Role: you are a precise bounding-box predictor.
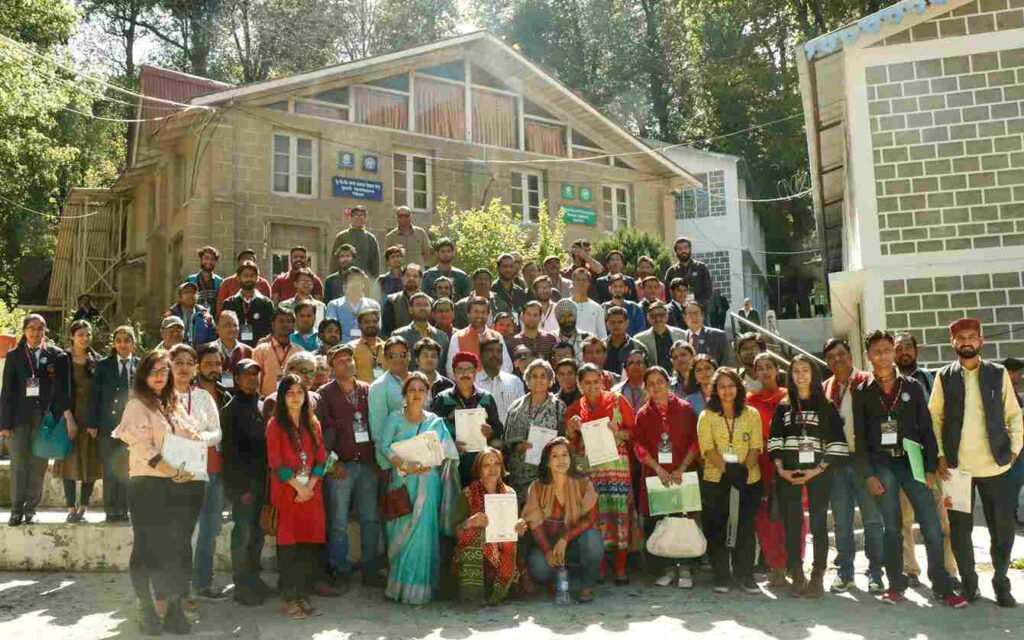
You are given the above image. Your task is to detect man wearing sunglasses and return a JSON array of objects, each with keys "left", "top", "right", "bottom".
[{"left": 383, "top": 206, "right": 434, "bottom": 270}]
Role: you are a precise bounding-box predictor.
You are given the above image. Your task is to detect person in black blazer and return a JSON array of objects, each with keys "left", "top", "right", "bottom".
[
  {"left": 0, "top": 314, "right": 64, "bottom": 525},
  {"left": 88, "top": 325, "right": 139, "bottom": 522},
  {"left": 221, "top": 261, "right": 275, "bottom": 347},
  {"left": 680, "top": 300, "right": 732, "bottom": 366}
]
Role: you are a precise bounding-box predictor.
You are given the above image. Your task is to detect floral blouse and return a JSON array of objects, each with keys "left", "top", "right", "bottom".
[{"left": 503, "top": 393, "right": 566, "bottom": 498}]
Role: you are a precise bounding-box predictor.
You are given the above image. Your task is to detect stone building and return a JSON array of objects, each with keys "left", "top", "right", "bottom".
[
  {"left": 799, "top": 0, "right": 1024, "bottom": 366},
  {"left": 49, "top": 32, "right": 698, "bottom": 328}
]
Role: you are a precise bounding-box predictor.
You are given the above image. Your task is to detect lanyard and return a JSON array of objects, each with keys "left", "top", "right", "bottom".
[
  {"left": 625, "top": 384, "right": 643, "bottom": 409},
  {"left": 794, "top": 398, "right": 810, "bottom": 438},
  {"left": 273, "top": 340, "right": 290, "bottom": 370},
  {"left": 878, "top": 376, "right": 903, "bottom": 416},
  {"left": 24, "top": 344, "right": 38, "bottom": 377},
  {"left": 241, "top": 297, "right": 252, "bottom": 319},
  {"left": 456, "top": 391, "right": 478, "bottom": 410},
  {"left": 829, "top": 378, "right": 849, "bottom": 409},
  {"left": 723, "top": 414, "right": 736, "bottom": 449},
  {"left": 184, "top": 388, "right": 194, "bottom": 416}
]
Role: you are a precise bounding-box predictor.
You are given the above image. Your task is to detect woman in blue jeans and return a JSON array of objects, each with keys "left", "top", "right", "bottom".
[{"left": 522, "top": 437, "right": 603, "bottom": 603}]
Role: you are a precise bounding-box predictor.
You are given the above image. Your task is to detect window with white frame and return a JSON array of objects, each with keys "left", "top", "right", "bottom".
[
  {"left": 272, "top": 133, "right": 317, "bottom": 197},
  {"left": 393, "top": 153, "right": 431, "bottom": 212},
  {"left": 511, "top": 170, "right": 544, "bottom": 223},
  {"left": 603, "top": 185, "right": 632, "bottom": 229}
]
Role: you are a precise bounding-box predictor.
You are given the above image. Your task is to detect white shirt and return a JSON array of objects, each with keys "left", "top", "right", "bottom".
[
  {"left": 446, "top": 331, "right": 514, "bottom": 376},
  {"left": 538, "top": 301, "right": 560, "bottom": 335},
  {"left": 474, "top": 370, "right": 525, "bottom": 423},
  {"left": 573, "top": 298, "right": 607, "bottom": 339},
  {"left": 177, "top": 387, "right": 222, "bottom": 449},
  {"left": 280, "top": 296, "right": 326, "bottom": 327},
  {"left": 117, "top": 357, "right": 134, "bottom": 379}
]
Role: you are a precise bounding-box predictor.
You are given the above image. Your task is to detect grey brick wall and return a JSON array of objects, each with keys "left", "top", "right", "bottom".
[
  {"left": 884, "top": 270, "right": 1024, "bottom": 367},
  {"left": 695, "top": 250, "right": 732, "bottom": 301},
  {"left": 872, "top": 0, "right": 1024, "bottom": 46},
  {"left": 867, "top": 47, "right": 1024, "bottom": 255},
  {"left": 678, "top": 169, "right": 726, "bottom": 219}
]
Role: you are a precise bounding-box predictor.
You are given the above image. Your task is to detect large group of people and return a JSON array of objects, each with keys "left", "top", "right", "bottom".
[{"left": 1, "top": 205, "right": 1021, "bottom": 636}]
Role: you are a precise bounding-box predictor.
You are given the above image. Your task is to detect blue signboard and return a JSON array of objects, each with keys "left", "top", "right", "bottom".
[{"left": 332, "top": 177, "right": 383, "bottom": 201}]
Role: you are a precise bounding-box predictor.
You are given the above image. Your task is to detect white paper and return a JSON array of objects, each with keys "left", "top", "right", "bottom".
[
  {"left": 525, "top": 426, "right": 558, "bottom": 466},
  {"left": 484, "top": 493, "right": 519, "bottom": 543},
  {"left": 391, "top": 430, "right": 444, "bottom": 468},
  {"left": 455, "top": 408, "right": 488, "bottom": 453},
  {"left": 942, "top": 468, "right": 972, "bottom": 513},
  {"left": 161, "top": 433, "right": 208, "bottom": 481},
  {"left": 580, "top": 417, "right": 619, "bottom": 467}
]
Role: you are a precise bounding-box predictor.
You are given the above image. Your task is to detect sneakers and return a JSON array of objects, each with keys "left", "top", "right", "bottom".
[
  {"left": 879, "top": 589, "right": 904, "bottom": 605},
  {"left": 904, "top": 574, "right": 921, "bottom": 588},
  {"left": 995, "top": 588, "right": 1017, "bottom": 608},
  {"left": 830, "top": 575, "right": 853, "bottom": 593},
  {"left": 867, "top": 576, "right": 886, "bottom": 594},
  {"left": 740, "top": 577, "right": 760, "bottom": 594},
  {"left": 195, "top": 586, "right": 229, "bottom": 601},
  {"left": 943, "top": 593, "right": 968, "bottom": 609},
  {"left": 655, "top": 568, "right": 676, "bottom": 587},
  {"left": 677, "top": 568, "right": 694, "bottom": 590},
  {"left": 712, "top": 579, "right": 731, "bottom": 594}
]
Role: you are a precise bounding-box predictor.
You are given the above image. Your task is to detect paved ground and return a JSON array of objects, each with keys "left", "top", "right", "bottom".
[{"left": 0, "top": 526, "right": 1021, "bottom": 640}]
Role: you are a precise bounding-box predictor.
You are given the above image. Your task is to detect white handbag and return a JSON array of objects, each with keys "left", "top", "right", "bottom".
[{"left": 646, "top": 516, "right": 707, "bottom": 559}]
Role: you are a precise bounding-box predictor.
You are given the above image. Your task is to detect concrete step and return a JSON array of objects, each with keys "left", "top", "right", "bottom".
[
  {"left": 0, "top": 509, "right": 365, "bottom": 572},
  {"left": 0, "top": 461, "right": 103, "bottom": 509}
]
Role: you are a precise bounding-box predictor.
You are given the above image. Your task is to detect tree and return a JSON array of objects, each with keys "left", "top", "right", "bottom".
[{"left": 592, "top": 227, "right": 672, "bottom": 277}]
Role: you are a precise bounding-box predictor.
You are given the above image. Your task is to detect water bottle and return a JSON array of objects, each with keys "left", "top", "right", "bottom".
[{"left": 554, "top": 567, "right": 571, "bottom": 605}]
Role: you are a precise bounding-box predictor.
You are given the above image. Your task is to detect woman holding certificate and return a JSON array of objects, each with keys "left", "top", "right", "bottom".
[
  {"left": 565, "top": 363, "right": 637, "bottom": 585},
  {"left": 504, "top": 359, "right": 566, "bottom": 501},
  {"left": 452, "top": 447, "right": 528, "bottom": 604},
  {"left": 696, "top": 367, "right": 763, "bottom": 595},
  {"left": 768, "top": 355, "right": 848, "bottom": 598},
  {"left": 378, "top": 372, "right": 460, "bottom": 605},
  {"left": 112, "top": 350, "right": 205, "bottom": 636},
  {"left": 633, "top": 366, "right": 699, "bottom": 588}
]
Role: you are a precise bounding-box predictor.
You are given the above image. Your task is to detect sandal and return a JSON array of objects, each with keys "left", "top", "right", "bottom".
[
  {"left": 297, "top": 598, "right": 322, "bottom": 617},
  {"left": 282, "top": 600, "right": 306, "bottom": 620}
]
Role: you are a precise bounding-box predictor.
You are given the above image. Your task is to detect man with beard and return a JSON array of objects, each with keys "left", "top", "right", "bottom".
[
  {"left": 374, "top": 245, "right": 405, "bottom": 302},
  {"left": 454, "top": 269, "right": 495, "bottom": 329},
  {"left": 324, "top": 243, "right": 357, "bottom": 304},
  {"left": 603, "top": 307, "right": 647, "bottom": 377},
  {"left": 347, "top": 308, "right": 386, "bottom": 384},
  {"left": 894, "top": 333, "right": 934, "bottom": 394},
  {"left": 431, "top": 351, "right": 503, "bottom": 486},
  {"left": 422, "top": 238, "right": 470, "bottom": 301},
  {"left": 252, "top": 308, "right": 303, "bottom": 396},
  {"left": 474, "top": 337, "right": 525, "bottom": 423},
  {"left": 507, "top": 301, "right": 557, "bottom": 363},
  {"left": 212, "top": 311, "right": 253, "bottom": 386},
  {"left": 394, "top": 292, "right": 449, "bottom": 374},
  {"left": 216, "top": 249, "right": 273, "bottom": 312},
  {"left": 734, "top": 332, "right": 767, "bottom": 393},
  {"left": 856, "top": 330, "right": 966, "bottom": 609},
  {"left": 541, "top": 255, "right": 572, "bottom": 299},
  {"left": 368, "top": 337, "right": 410, "bottom": 466},
  {"left": 663, "top": 236, "right": 712, "bottom": 310},
  {"left": 158, "top": 316, "right": 185, "bottom": 350},
  {"left": 491, "top": 253, "right": 527, "bottom": 321},
  {"left": 317, "top": 319, "right": 342, "bottom": 356},
  {"left": 594, "top": 250, "right": 637, "bottom": 303},
  {"left": 432, "top": 276, "right": 455, "bottom": 305},
  {"left": 326, "top": 267, "right": 380, "bottom": 344},
  {"left": 384, "top": 206, "right": 433, "bottom": 268},
  {"left": 601, "top": 273, "right": 645, "bottom": 336},
  {"left": 413, "top": 338, "right": 454, "bottom": 402},
  {"left": 330, "top": 205, "right": 380, "bottom": 277},
  {"left": 553, "top": 298, "right": 591, "bottom": 363},
  {"left": 431, "top": 297, "right": 455, "bottom": 338},
  {"left": 271, "top": 245, "right": 323, "bottom": 303},
  {"left": 222, "top": 260, "right": 275, "bottom": 346},
  {"left": 447, "top": 296, "right": 511, "bottom": 374},
  {"left": 930, "top": 318, "right": 1022, "bottom": 608},
  {"left": 381, "top": 264, "right": 429, "bottom": 338},
  {"left": 185, "top": 246, "right": 223, "bottom": 312},
  {"left": 530, "top": 276, "right": 560, "bottom": 334},
  {"left": 636, "top": 301, "right": 687, "bottom": 371}
]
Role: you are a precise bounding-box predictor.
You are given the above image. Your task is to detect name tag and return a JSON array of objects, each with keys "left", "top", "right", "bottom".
[
  {"left": 798, "top": 439, "right": 815, "bottom": 464},
  {"left": 220, "top": 373, "right": 234, "bottom": 389},
  {"left": 25, "top": 377, "right": 40, "bottom": 398},
  {"left": 240, "top": 324, "right": 254, "bottom": 342},
  {"left": 372, "top": 366, "right": 385, "bottom": 380},
  {"left": 658, "top": 450, "right": 673, "bottom": 465},
  {"left": 350, "top": 328, "right": 362, "bottom": 338},
  {"left": 881, "top": 420, "right": 898, "bottom": 446},
  {"left": 296, "top": 473, "right": 310, "bottom": 486},
  {"left": 355, "top": 431, "right": 370, "bottom": 443},
  {"left": 723, "top": 451, "right": 739, "bottom": 464},
  {"left": 353, "top": 411, "right": 370, "bottom": 443}
]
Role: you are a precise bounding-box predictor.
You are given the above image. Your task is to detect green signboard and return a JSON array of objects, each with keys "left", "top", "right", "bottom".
[
  {"left": 561, "top": 184, "right": 576, "bottom": 199},
  {"left": 579, "top": 186, "right": 594, "bottom": 202},
  {"left": 561, "top": 205, "right": 597, "bottom": 226}
]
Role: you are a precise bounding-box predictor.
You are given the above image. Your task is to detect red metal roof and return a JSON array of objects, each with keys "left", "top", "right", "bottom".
[{"left": 138, "top": 65, "right": 233, "bottom": 135}]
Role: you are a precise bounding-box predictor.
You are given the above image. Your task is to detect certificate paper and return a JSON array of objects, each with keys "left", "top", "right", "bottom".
[
  {"left": 525, "top": 426, "right": 558, "bottom": 466},
  {"left": 903, "top": 438, "right": 926, "bottom": 483},
  {"left": 941, "top": 468, "right": 972, "bottom": 513},
  {"left": 484, "top": 493, "right": 519, "bottom": 543},
  {"left": 645, "top": 472, "right": 701, "bottom": 516},
  {"left": 580, "top": 418, "right": 619, "bottom": 467},
  {"left": 455, "top": 408, "right": 488, "bottom": 452},
  {"left": 161, "top": 433, "right": 208, "bottom": 481},
  {"left": 391, "top": 430, "right": 444, "bottom": 467}
]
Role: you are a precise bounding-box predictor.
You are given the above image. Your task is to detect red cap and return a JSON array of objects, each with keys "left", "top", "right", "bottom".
[
  {"left": 451, "top": 351, "right": 480, "bottom": 370},
  {"left": 949, "top": 317, "right": 981, "bottom": 336}
]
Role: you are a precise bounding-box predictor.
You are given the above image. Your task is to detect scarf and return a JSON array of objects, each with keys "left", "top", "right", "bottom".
[
  {"left": 454, "top": 480, "right": 518, "bottom": 603},
  {"left": 522, "top": 476, "right": 598, "bottom": 530}
]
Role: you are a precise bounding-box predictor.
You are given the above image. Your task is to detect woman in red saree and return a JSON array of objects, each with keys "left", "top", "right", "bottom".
[
  {"left": 566, "top": 363, "right": 637, "bottom": 584},
  {"left": 745, "top": 353, "right": 804, "bottom": 587},
  {"left": 452, "top": 447, "right": 528, "bottom": 604}
]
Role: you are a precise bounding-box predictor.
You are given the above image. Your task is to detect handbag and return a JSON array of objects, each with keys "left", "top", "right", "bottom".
[
  {"left": 259, "top": 473, "right": 277, "bottom": 536},
  {"left": 32, "top": 353, "right": 72, "bottom": 460},
  {"left": 379, "top": 468, "right": 413, "bottom": 522},
  {"left": 646, "top": 516, "right": 707, "bottom": 559}
]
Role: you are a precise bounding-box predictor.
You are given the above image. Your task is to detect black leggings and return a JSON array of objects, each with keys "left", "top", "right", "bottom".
[
  {"left": 777, "top": 469, "right": 832, "bottom": 572},
  {"left": 63, "top": 479, "right": 95, "bottom": 509},
  {"left": 277, "top": 543, "right": 327, "bottom": 601},
  {"left": 128, "top": 477, "right": 204, "bottom": 602}
]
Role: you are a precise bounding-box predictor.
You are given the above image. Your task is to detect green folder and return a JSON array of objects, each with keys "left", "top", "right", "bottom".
[
  {"left": 903, "top": 438, "right": 926, "bottom": 483},
  {"left": 647, "top": 474, "right": 702, "bottom": 516}
]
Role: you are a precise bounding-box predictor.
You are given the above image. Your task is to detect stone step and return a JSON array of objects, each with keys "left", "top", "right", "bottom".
[
  {"left": 0, "top": 509, "right": 365, "bottom": 572},
  {"left": 0, "top": 461, "right": 103, "bottom": 509}
]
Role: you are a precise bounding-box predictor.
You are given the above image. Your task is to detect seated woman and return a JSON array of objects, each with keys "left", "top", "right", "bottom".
[
  {"left": 523, "top": 437, "right": 603, "bottom": 603},
  {"left": 377, "top": 372, "right": 460, "bottom": 605},
  {"left": 452, "top": 447, "right": 528, "bottom": 604}
]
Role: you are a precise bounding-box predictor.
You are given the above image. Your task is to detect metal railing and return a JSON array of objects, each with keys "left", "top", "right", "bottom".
[{"left": 729, "top": 312, "right": 828, "bottom": 371}]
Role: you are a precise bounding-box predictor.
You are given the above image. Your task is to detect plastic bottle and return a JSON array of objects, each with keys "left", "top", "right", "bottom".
[{"left": 554, "top": 567, "right": 571, "bottom": 605}]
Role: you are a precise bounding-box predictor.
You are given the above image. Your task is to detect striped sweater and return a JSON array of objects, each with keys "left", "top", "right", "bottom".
[{"left": 768, "top": 399, "right": 849, "bottom": 470}]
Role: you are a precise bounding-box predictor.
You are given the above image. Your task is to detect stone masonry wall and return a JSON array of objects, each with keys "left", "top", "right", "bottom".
[
  {"left": 867, "top": 47, "right": 1024, "bottom": 256},
  {"left": 884, "top": 269, "right": 1024, "bottom": 367}
]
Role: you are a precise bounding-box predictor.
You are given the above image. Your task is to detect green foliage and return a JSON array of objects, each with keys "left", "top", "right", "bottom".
[
  {"left": 430, "top": 197, "right": 567, "bottom": 276},
  {"left": 0, "top": 300, "right": 28, "bottom": 337},
  {"left": 592, "top": 227, "right": 672, "bottom": 277}
]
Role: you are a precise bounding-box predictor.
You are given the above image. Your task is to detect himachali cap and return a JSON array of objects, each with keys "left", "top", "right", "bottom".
[
  {"left": 451, "top": 351, "right": 480, "bottom": 370},
  {"left": 232, "top": 358, "right": 262, "bottom": 375},
  {"left": 948, "top": 317, "right": 981, "bottom": 337},
  {"left": 161, "top": 316, "right": 185, "bottom": 330}
]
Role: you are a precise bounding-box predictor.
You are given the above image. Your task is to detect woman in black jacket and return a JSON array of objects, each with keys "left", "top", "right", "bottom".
[{"left": 768, "top": 355, "right": 848, "bottom": 598}]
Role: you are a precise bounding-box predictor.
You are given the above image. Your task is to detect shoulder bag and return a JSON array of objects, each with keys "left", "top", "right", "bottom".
[
  {"left": 32, "top": 352, "right": 72, "bottom": 460},
  {"left": 379, "top": 418, "right": 427, "bottom": 522},
  {"left": 259, "top": 472, "right": 278, "bottom": 536}
]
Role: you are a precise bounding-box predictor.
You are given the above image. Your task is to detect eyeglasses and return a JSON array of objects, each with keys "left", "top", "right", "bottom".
[
  {"left": 293, "top": 367, "right": 316, "bottom": 375},
  {"left": 453, "top": 365, "right": 476, "bottom": 374},
  {"left": 387, "top": 352, "right": 408, "bottom": 360},
  {"left": 150, "top": 367, "right": 171, "bottom": 375}
]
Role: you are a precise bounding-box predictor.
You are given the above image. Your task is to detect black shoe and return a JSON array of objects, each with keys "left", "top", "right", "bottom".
[
  {"left": 996, "top": 588, "right": 1017, "bottom": 608},
  {"left": 254, "top": 577, "right": 275, "bottom": 597},
  {"left": 8, "top": 514, "right": 22, "bottom": 527},
  {"left": 905, "top": 574, "right": 921, "bottom": 588},
  {"left": 361, "top": 573, "right": 386, "bottom": 589},
  {"left": 195, "top": 586, "right": 229, "bottom": 601},
  {"left": 233, "top": 589, "right": 264, "bottom": 607},
  {"left": 961, "top": 587, "right": 981, "bottom": 603},
  {"left": 22, "top": 513, "right": 34, "bottom": 525},
  {"left": 162, "top": 601, "right": 190, "bottom": 635},
  {"left": 949, "top": 577, "right": 962, "bottom": 592},
  {"left": 137, "top": 602, "right": 163, "bottom": 636}
]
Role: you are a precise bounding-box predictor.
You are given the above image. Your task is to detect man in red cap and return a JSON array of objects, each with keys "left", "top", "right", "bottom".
[{"left": 929, "top": 317, "right": 1023, "bottom": 607}]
